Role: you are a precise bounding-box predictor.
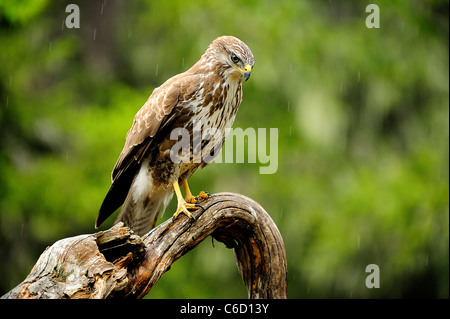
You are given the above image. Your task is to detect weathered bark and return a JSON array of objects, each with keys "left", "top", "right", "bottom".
[{"left": 2, "top": 192, "right": 287, "bottom": 299}]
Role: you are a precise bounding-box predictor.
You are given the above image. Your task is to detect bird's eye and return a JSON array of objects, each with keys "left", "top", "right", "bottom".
[{"left": 231, "top": 54, "right": 240, "bottom": 64}]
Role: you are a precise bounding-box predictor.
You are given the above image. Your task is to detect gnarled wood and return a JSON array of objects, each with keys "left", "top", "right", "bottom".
[{"left": 2, "top": 192, "right": 287, "bottom": 299}]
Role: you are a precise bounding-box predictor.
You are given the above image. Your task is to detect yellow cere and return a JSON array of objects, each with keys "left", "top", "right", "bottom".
[{"left": 233, "top": 64, "right": 252, "bottom": 73}]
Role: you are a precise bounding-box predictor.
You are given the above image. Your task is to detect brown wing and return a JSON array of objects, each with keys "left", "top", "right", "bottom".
[{"left": 96, "top": 73, "right": 203, "bottom": 228}]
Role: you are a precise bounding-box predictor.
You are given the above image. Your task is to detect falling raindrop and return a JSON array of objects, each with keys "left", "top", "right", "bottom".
[
  {"left": 5, "top": 96, "right": 9, "bottom": 108},
  {"left": 287, "top": 101, "right": 291, "bottom": 112},
  {"left": 93, "top": 28, "right": 97, "bottom": 41},
  {"left": 155, "top": 64, "right": 159, "bottom": 76},
  {"left": 101, "top": 3, "right": 104, "bottom": 14},
  {"left": 357, "top": 235, "right": 360, "bottom": 249},
  {"left": 358, "top": 71, "right": 361, "bottom": 83},
  {"left": 49, "top": 41, "right": 53, "bottom": 51}
]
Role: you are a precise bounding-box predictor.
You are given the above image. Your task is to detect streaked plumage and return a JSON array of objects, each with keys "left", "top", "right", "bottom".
[{"left": 96, "top": 36, "right": 255, "bottom": 236}]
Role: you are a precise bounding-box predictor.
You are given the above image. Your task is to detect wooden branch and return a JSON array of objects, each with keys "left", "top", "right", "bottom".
[{"left": 2, "top": 192, "right": 287, "bottom": 299}]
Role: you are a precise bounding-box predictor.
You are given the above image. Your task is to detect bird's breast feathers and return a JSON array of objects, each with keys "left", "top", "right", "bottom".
[{"left": 186, "top": 74, "right": 242, "bottom": 133}]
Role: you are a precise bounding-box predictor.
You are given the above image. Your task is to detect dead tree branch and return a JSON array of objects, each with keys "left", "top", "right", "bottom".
[{"left": 2, "top": 192, "right": 288, "bottom": 299}]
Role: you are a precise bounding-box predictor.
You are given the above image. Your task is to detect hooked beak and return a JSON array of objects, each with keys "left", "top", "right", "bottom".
[
  {"left": 233, "top": 64, "right": 252, "bottom": 82},
  {"left": 243, "top": 64, "right": 252, "bottom": 82}
]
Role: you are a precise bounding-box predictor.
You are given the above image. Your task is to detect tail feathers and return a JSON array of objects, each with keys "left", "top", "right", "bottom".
[
  {"left": 114, "top": 190, "right": 173, "bottom": 236},
  {"left": 96, "top": 162, "right": 139, "bottom": 229},
  {"left": 96, "top": 181, "right": 128, "bottom": 229}
]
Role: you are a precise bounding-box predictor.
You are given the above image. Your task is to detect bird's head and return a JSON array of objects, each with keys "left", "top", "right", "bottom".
[{"left": 202, "top": 36, "right": 255, "bottom": 82}]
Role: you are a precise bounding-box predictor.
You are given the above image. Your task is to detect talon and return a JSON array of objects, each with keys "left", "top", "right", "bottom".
[
  {"left": 173, "top": 180, "right": 200, "bottom": 221},
  {"left": 173, "top": 201, "right": 198, "bottom": 220},
  {"left": 185, "top": 194, "right": 198, "bottom": 204},
  {"left": 197, "top": 191, "right": 212, "bottom": 201}
]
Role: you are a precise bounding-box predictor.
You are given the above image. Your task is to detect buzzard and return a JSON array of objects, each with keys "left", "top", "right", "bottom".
[{"left": 96, "top": 36, "right": 255, "bottom": 236}]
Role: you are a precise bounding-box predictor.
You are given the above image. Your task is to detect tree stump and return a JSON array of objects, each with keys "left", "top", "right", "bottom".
[{"left": 2, "top": 192, "right": 288, "bottom": 299}]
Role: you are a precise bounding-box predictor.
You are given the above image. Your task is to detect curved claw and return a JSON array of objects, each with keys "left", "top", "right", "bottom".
[{"left": 172, "top": 201, "right": 200, "bottom": 221}]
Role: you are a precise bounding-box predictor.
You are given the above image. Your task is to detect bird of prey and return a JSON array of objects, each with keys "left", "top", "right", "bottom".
[{"left": 95, "top": 36, "right": 255, "bottom": 236}]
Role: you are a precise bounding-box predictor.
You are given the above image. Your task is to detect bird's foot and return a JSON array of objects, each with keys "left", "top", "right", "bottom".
[
  {"left": 185, "top": 194, "right": 198, "bottom": 204},
  {"left": 185, "top": 191, "right": 211, "bottom": 204},
  {"left": 172, "top": 200, "right": 200, "bottom": 221},
  {"left": 196, "top": 191, "right": 212, "bottom": 201}
]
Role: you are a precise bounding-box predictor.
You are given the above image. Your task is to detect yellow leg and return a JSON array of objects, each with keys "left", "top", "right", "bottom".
[
  {"left": 182, "top": 178, "right": 197, "bottom": 204},
  {"left": 173, "top": 180, "right": 198, "bottom": 220}
]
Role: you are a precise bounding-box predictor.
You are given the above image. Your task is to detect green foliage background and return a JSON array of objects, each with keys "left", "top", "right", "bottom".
[{"left": 0, "top": 0, "right": 448, "bottom": 298}]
